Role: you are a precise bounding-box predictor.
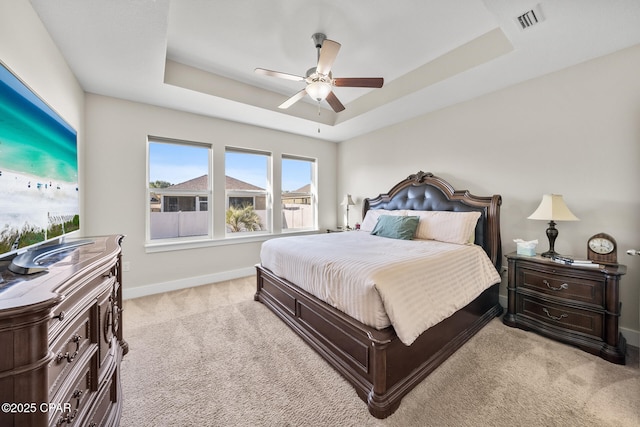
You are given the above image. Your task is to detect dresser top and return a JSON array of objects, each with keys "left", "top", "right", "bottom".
[{"left": 0, "top": 235, "right": 123, "bottom": 312}]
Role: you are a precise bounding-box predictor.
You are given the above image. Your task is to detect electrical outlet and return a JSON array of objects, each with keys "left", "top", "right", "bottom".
[{"left": 122, "top": 261, "right": 130, "bottom": 272}]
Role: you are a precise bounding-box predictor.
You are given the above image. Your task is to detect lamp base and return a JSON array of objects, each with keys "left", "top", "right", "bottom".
[{"left": 542, "top": 220, "right": 559, "bottom": 258}]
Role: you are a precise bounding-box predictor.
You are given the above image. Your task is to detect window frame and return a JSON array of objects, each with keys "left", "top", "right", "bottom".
[
  {"left": 224, "top": 147, "right": 272, "bottom": 237},
  {"left": 145, "top": 138, "right": 318, "bottom": 253},
  {"left": 146, "top": 137, "right": 213, "bottom": 243},
  {"left": 281, "top": 154, "right": 317, "bottom": 232}
]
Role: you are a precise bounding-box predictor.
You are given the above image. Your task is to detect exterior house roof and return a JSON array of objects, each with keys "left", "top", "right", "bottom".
[
  {"left": 293, "top": 184, "right": 310, "bottom": 193},
  {"left": 165, "top": 175, "right": 264, "bottom": 191},
  {"left": 224, "top": 175, "right": 264, "bottom": 191},
  {"left": 167, "top": 175, "right": 208, "bottom": 191},
  {"left": 282, "top": 183, "right": 311, "bottom": 199}
]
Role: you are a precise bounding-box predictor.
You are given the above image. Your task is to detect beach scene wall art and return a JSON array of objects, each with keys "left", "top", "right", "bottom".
[{"left": 0, "top": 62, "right": 79, "bottom": 257}]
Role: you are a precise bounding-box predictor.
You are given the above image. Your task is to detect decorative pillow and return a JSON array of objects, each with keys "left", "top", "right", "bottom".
[
  {"left": 370, "top": 215, "right": 420, "bottom": 240},
  {"left": 406, "top": 210, "right": 481, "bottom": 244},
  {"left": 360, "top": 209, "right": 406, "bottom": 232}
]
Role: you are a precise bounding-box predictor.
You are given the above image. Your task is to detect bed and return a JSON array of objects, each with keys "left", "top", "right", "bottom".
[{"left": 255, "top": 171, "right": 503, "bottom": 418}]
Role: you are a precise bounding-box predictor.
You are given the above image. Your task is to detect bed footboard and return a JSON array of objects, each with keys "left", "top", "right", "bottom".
[{"left": 255, "top": 264, "right": 502, "bottom": 419}]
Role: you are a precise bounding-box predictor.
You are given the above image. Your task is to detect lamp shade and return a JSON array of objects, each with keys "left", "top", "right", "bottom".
[
  {"left": 306, "top": 81, "right": 332, "bottom": 101},
  {"left": 341, "top": 194, "right": 355, "bottom": 206},
  {"left": 528, "top": 194, "right": 579, "bottom": 221}
]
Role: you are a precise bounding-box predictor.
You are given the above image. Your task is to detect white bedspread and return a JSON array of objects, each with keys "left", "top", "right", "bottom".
[{"left": 260, "top": 232, "right": 501, "bottom": 346}]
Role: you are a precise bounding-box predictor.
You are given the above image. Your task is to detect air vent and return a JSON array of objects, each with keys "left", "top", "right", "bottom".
[{"left": 516, "top": 4, "right": 545, "bottom": 30}]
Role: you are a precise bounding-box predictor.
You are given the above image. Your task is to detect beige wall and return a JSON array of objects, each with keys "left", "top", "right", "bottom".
[
  {"left": 338, "top": 44, "right": 640, "bottom": 343},
  {"left": 83, "top": 94, "right": 338, "bottom": 297}
]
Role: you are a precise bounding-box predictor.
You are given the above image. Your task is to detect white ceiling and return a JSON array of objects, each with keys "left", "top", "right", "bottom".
[{"left": 29, "top": 0, "right": 640, "bottom": 142}]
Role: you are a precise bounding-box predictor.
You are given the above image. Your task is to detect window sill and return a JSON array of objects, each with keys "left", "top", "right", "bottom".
[{"left": 144, "top": 229, "right": 319, "bottom": 253}]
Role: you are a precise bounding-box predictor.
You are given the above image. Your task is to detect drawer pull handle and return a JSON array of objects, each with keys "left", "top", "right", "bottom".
[
  {"left": 543, "top": 307, "right": 568, "bottom": 321},
  {"left": 544, "top": 280, "right": 568, "bottom": 291},
  {"left": 53, "top": 311, "right": 66, "bottom": 321},
  {"left": 57, "top": 409, "right": 78, "bottom": 426},
  {"left": 56, "top": 334, "right": 81, "bottom": 363},
  {"left": 57, "top": 389, "right": 83, "bottom": 425}
]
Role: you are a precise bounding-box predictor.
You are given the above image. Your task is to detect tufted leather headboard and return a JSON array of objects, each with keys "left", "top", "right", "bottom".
[{"left": 362, "top": 171, "right": 502, "bottom": 269}]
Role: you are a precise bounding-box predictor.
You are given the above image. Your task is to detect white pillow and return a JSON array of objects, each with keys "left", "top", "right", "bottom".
[
  {"left": 407, "top": 210, "right": 481, "bottom": 244},
  {"left": 360, "top": 209, "right": 407, "bottom": 232}
]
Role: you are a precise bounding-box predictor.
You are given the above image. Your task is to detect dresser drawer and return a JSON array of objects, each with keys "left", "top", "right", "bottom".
[
  {"left": 518, "top": 267, "right": 604, "bottom": 306},
  {"left": 49, "top": 354, "right": 94, "bottom": 427},
  {"left": 49, "top": 274, "right": 115, "bottom": 340},
  {"left": 48, "top": 288, "right": 87, "bottom": 340},
  {"left": 97, "top": 285, "right": 118, "bottom": 372},
  {"left": 85, "top": 366, "right": 119, "bottom": 427},
  {"left": 48, "top": 308, "right": 96, "bottom": 397},
  {"left": 517, "top": 294, "right": 603, "bottom": 339}
]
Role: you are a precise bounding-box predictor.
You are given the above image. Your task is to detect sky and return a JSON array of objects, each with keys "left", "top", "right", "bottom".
[{"left": 149, "top": 142, "right": 311, "bottom": 191}]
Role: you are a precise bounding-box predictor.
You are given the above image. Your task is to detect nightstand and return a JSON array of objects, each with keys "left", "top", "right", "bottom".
[{"left": 503, "top": 253, "right": 627, "bottom": 364}]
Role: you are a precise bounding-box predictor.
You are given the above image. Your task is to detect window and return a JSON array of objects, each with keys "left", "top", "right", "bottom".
[
  {"left": 148, "top": 140, "right": 211, "bottom": 240},
  {"left": 225, "top": 148, "right": 271, "bottom": 235},
  {"left": 281, "top": 155, "right": 316, "bottom": 230},
  {"left": 147, "top": 138, "right": 315, "bottom": 248}
]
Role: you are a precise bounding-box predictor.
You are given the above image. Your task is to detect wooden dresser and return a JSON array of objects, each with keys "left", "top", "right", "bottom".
[
  {"left": 503, "top": 252, "right": 626, "bottom": 364},
  {"left": 0, "top": 235, "right": 127, "bottom": 427}
]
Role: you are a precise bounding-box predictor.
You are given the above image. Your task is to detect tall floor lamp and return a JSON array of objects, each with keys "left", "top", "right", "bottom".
[
  {"left": 342, "top": 194, "right": 355, "bottom": 230},
  {"left": 528, "top": 194, "right": 579, "bottom": 258}
]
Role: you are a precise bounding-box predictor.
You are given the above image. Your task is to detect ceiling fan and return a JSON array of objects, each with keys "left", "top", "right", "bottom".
[{"left": 255, "top": 33, "right": 384, "bottom": 112}]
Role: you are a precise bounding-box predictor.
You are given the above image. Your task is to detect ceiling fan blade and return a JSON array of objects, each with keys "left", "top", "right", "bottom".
[
  {"left": 278, "top": 89, "right": 307, "bottom": 109},
  {"left": 255, "top": 68, "right": 304, "bottom": 82},
  {"left": 334, "top": 77, "right": 384, "bottom": 88},
  {"left": 316, "top": 40, "right": 341, "bottom": 75},
  {"left": 325, "top": 91, "right": 345, "bottom": 112}
]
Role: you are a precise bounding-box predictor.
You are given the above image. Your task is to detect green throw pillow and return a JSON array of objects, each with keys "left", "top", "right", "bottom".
[{"left": 370, "top": 215, "right": 419, "bottom": 240}]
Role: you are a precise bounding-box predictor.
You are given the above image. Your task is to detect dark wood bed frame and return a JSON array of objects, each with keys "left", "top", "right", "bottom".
[{"left": 255, "top": 171, "right": 503, "bottom": 418}]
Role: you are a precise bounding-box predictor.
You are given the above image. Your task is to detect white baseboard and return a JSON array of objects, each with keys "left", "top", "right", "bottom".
[
  {"left": 498, "top": 295, "right": 639, "bottom": 348},
  {"left": 621, "top": 327, "right": 640, "bottom": 348},
  {"left": 122, "top": 266, "right": 255, "bottom": 300}
]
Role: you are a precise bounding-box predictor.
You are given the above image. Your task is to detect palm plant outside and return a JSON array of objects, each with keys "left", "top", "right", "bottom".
[{"left": 226, "top": 204, "right": 263, "bottom": 232}]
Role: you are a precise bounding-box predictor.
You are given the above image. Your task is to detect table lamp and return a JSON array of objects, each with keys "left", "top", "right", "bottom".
[
  {"left": 528, "top": 194, "right": 579, "bottom": 258},
  {"left": 341, "top": 194, "right": 355, "bottom": 230}
]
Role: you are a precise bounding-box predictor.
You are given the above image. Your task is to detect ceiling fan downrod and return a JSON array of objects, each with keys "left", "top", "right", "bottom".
[{"left": 311, "top": 32, "right": 327, "bottom": 49}]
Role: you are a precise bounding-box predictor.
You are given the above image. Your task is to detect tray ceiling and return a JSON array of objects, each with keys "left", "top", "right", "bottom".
[{"left": 30, "top": 0, "right": 640, "bottom": 142}]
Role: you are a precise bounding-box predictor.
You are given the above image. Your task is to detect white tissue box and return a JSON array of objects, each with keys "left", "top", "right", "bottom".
[{"left": 516, "top": 242, "right": 536, "bottom": 256}]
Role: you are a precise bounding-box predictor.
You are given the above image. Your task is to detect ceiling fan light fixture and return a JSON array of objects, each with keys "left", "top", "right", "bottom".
[
  {"left": 306, "top": 80, "right": 332, "bottom": 101},
  {"left": 255, "top": 33, "right": 383, "bottom": 112}
]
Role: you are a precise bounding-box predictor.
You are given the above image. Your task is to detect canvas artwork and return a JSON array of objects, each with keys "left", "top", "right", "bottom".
[{"left": 0, "top": 63, "right": 79, "bottom": 257}]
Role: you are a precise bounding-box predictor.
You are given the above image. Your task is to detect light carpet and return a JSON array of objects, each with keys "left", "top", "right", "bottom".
[{"left": 120, "top": 276, "right": 639, "bottom": 427}]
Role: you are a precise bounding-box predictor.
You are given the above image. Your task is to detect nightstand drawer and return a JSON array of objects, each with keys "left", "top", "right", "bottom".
[
  {"left": 519, "top": 268, "right": 604, "bottom": 306},
  {"left": 517, "top": 294, "right": 603, "bottom": 339}
]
